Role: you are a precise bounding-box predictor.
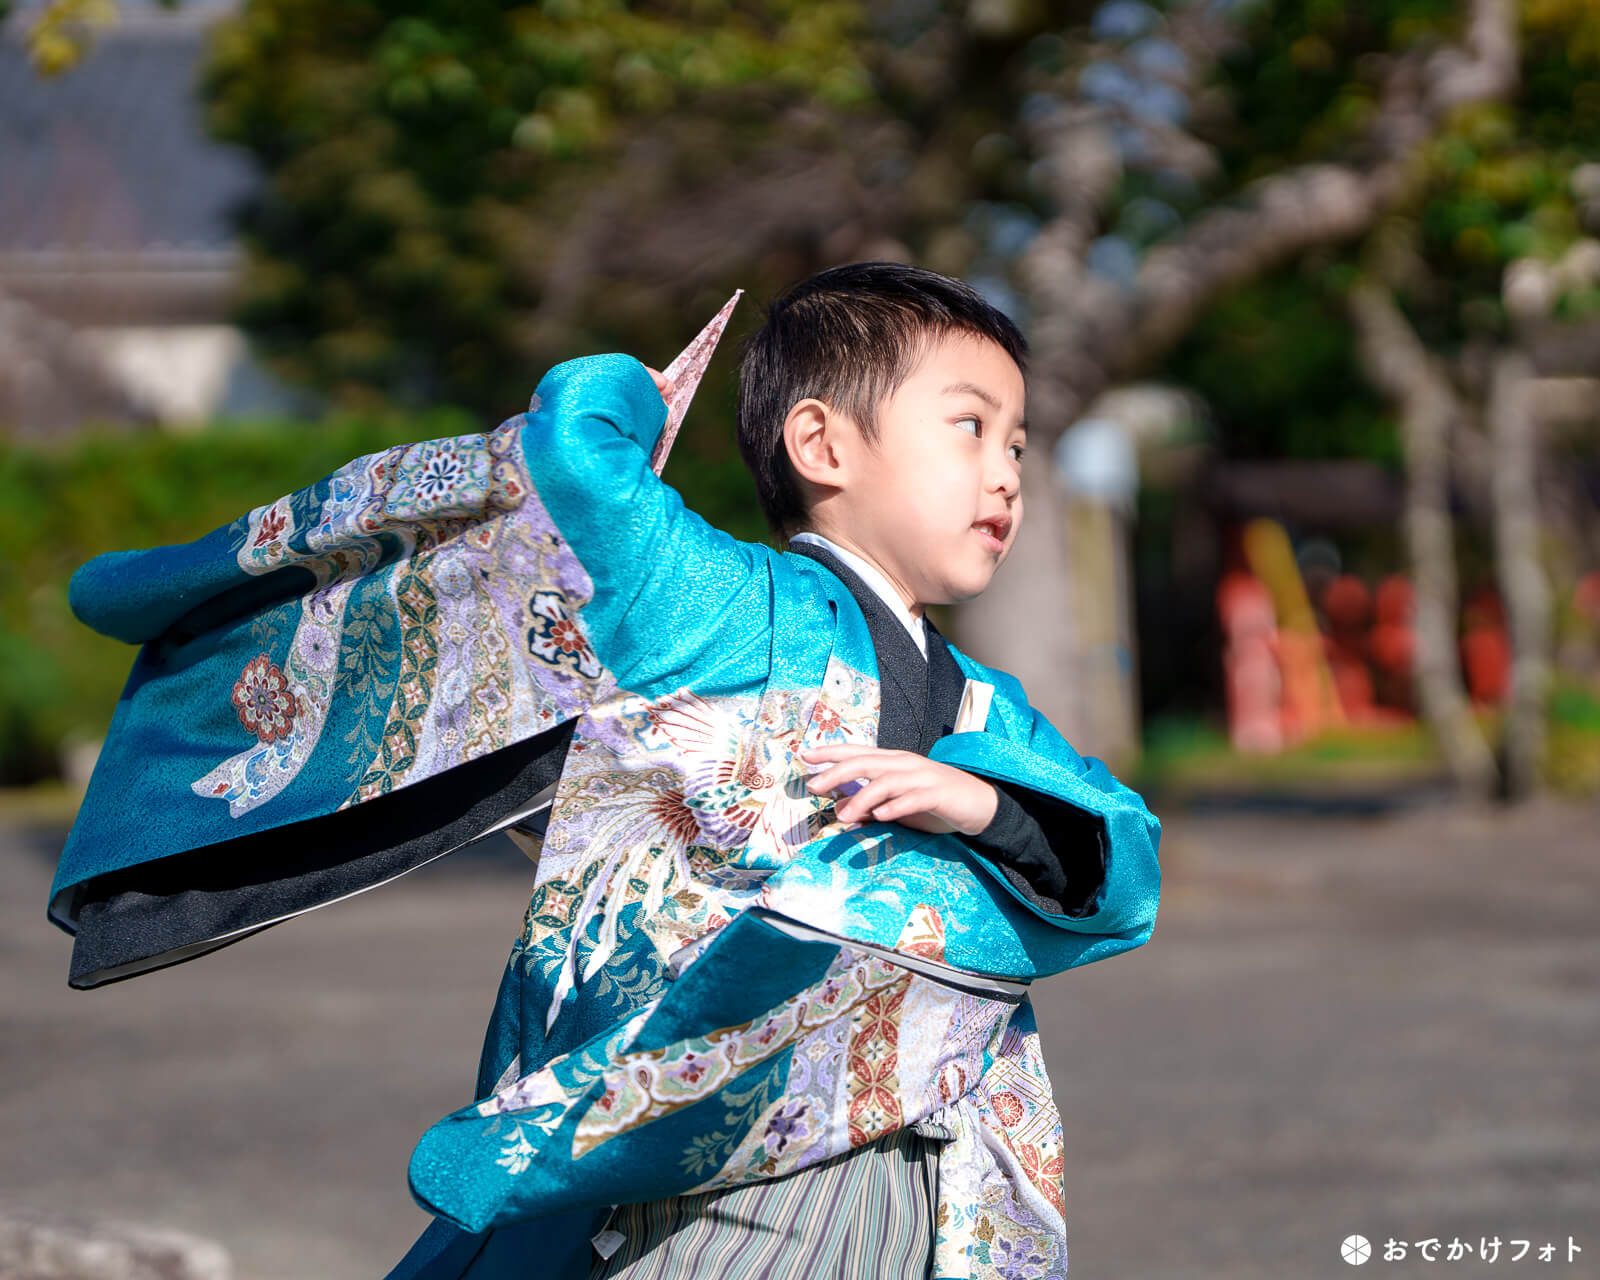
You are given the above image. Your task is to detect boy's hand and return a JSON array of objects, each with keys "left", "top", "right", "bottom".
[
  {"left": 800, "top": 745, "right": 999, "bottom": 836},
  {"left": 644, "top": 366, "right": 674, "bottom": 402}
]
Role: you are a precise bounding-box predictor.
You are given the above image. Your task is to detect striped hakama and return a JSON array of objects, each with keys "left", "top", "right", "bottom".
[{"left": 591, "top": 1121, "right": 952, "bottom": 1279}]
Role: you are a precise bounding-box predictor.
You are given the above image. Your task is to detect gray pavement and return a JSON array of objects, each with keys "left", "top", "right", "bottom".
[{"left": 3, "top": 797, "right": 1596, "bottom": 1279}]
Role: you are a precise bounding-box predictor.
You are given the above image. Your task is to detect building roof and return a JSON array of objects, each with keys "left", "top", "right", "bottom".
[{"left": 0, "top": 11, "right": 258, "bottom": 255}]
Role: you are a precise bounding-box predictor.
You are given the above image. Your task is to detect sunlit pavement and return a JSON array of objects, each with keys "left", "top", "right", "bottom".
[{"left": 4, "top": 797, "right": 1595, "bottom": 1279}]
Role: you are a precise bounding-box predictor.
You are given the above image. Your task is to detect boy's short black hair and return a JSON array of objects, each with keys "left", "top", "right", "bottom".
[{"left": 735, "top": 260, "right": 1029, "bottom": 542}]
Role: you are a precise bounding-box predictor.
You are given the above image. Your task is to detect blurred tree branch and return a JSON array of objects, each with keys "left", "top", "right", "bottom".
[
  {"left": 984, "top": 0, "right": 1526, "bottom": 748},
  {"left": 1348, "top": 277, "right": 1499, "bottom": 799},
  {"left": 13, "top": 0, "right": 1594, "bottom": 778},
  {"left": 1019, "top": 0, "right": 1520, "bottom": 433},
  {"left": 1487, "top": 348, "right": 1549, "bottom": 800},
  {"left": 1349, "top": 226, "right": 1600, "bottom": 802}
]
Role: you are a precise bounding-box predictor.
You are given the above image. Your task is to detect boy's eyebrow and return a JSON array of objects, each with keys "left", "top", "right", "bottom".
[
  {"left": 941, "top": 381, "right": 1000, "bottom": 408},
  {"left": 942, "top": 381, "right": 1028, "bottom": 434}
]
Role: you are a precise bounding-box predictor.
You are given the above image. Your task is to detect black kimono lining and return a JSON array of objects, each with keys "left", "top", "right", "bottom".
[
  {"left": 63, "top": 719, "right": 577, "bottom": 989},
  {"left": 964, "top": 778, "right": 1108, "bottom": 919}
]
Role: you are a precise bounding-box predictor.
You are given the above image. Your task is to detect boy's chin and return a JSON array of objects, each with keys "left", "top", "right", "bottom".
[{"left": 939, "top": 565, "right": 1000, "bottom": 604}]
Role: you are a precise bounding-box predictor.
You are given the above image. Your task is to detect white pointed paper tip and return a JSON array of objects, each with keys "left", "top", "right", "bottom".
[{"left": 651, "top": 289, "right": 743, "bottom": 475}]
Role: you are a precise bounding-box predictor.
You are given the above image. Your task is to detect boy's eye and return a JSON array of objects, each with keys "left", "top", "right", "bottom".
[{"left": 956, "top": 415, "right": 1025, "bottom": 462}]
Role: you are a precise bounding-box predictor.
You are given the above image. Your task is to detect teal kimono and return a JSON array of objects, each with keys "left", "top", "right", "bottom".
[{"left": 52, "top": 353, "right": 1161, "bottom": 1279}]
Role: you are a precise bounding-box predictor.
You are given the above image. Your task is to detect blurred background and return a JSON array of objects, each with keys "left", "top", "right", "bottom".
[{"left": 1, "top": 0, "right": 1595, "bottom": 1277}]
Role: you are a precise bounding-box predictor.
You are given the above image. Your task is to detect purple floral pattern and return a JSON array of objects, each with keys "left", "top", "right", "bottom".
[
  {"left": 761, "top": 1100, "right": 810, "bottom": 1156},
  {"left": 199, "top": 421, "right": 603, "bottom": 816}
]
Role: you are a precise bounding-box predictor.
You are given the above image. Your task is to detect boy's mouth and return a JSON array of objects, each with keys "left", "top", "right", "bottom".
[{"left": 972, "top": 514, "right": 1010, "bottom": 550}]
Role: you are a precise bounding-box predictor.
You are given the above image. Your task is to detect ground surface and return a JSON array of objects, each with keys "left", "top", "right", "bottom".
[{"left": 4, "top": 796, "right": 1595, "bottom": 1279}]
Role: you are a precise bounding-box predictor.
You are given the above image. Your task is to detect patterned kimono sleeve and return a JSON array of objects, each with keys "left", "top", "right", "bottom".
[
  {"left": 518, "top": 353, "right": 765, "bottom": 695},
  {"left": 49, "top": 352, "right": 766, "bottom": 990}
]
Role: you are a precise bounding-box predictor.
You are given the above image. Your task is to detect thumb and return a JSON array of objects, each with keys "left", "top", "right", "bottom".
[{"left": 644, "top": 366, "right": 674, "bottom": 400}]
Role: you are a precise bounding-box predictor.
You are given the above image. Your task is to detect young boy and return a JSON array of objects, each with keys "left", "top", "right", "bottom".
[
  {"left": 385, "top": 261, "right": 1161, "bottom": 1278},
  {"left": 52, "top": 262, "right": 1160, "bottom": 1279},
  {"left": 578, "top": 262, "right": 1111, "bottom": 1277}
]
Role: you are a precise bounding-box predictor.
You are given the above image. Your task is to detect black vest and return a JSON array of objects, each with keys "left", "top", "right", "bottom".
[{"left": 785, "top": 539, "right": 966, "bottom": 754}]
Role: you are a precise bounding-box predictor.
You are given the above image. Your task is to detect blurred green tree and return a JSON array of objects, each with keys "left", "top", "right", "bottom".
[{"left": 194, "top": 0, "right": 880, "bottom": 419}]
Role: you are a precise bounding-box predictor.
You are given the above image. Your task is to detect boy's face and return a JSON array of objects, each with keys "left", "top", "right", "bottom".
[{"left": 796, "top": 329, "right": 1027, "bottom": 611}]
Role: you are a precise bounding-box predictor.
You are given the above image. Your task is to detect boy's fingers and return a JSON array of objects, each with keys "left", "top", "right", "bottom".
[
  {"left": 839, "top": 774, "right": 929, "bottom": 822},
  {"left": 802, "top": 745, "right": 903, "bottom": 770},
  {"left": 844, "top": 784, "right": 908, "bottom": 825},
  {"left": 806, "top": 755, "right": 907, "bottom": 792},
  {"left": 802, "top": 747, "right": 882, "bottom": 783},
  {"left": 810, "top": 761, "right": 947, "bottom": 803},
  {"left": 836, "top": 774, "right": 898, "bottom": 814}
]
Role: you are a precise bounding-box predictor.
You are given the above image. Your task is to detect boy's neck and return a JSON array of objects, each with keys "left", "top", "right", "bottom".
[{"left": 789, "top": 529, "right": 925, "bottom": 621}]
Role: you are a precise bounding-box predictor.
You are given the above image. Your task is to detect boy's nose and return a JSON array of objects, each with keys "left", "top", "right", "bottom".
[{"left": 988, "top": 461, "right": 1019, "bottom": 496}]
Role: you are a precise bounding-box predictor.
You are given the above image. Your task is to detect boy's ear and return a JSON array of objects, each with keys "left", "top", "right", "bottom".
[
  {"left": 783, "top": 398, "right": 851, "bottom": 493},
  {"left": 777, "top": 395, "right": 870, "bottom": 489}
]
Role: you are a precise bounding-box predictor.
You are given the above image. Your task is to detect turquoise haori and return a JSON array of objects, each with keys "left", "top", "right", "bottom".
[{"left": 55, "top": 350, "right": 1162, "bottom": 1280}]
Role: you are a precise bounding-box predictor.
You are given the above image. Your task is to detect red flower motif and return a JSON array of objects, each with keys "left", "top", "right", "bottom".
[
  {"left": 938, "top": 1064, "right": 967, "bottom": 1104},
  {"left": 991, "top": 1090, "right": 1026, "bottom": 1128},
  {"left": 811, "top": 704, "right": 841, "bottom": 735},
  {"left": 1018, "top": 1142, "right": 1066, "bottom": 1215},
  {"left": 253, "top": 508, "right": 288, "bottom": 547},
  {"left": 548, "top": 617, "right": 590, "bottom": 657},
  {"left": 231, "top": 655, "right": 297, "bottom": 743},
  {"left": 677, "top": 1054, "right": 708, "bottom": 1085}
]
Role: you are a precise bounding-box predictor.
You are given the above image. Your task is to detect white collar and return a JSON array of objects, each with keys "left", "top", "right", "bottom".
[{"left": 789, "top": 531, "right": 928, "bottom": 659}]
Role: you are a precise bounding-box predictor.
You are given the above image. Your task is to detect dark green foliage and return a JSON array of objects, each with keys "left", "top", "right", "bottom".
[
  {"left": 199, "top": 0, "right": 875, "bottom": 417},
  {"left": 1162, "top": 264, "right": 1400, "bottom": 464},
  {"left": 1209, "top": 0, "right": 1460, "bottom": 182}
]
